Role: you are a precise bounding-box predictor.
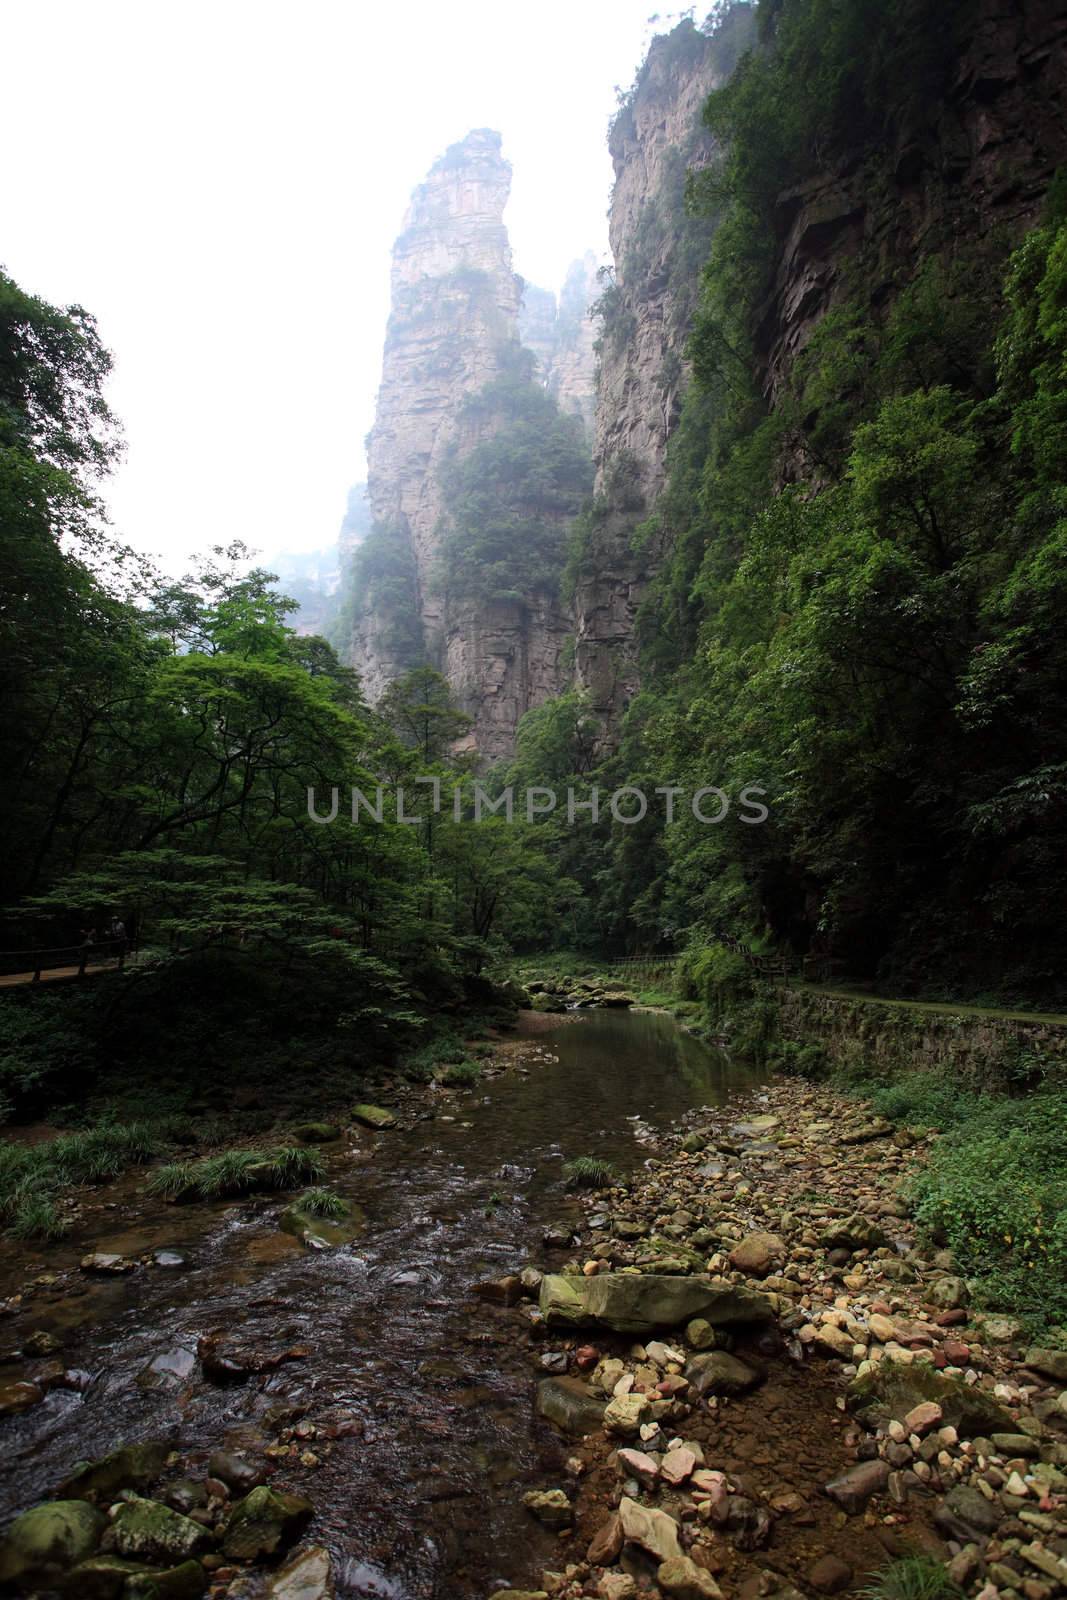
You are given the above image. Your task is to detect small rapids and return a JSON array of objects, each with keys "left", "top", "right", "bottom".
[{"left": 0, "top": 1010, "right": 763, "bottom": 1599}]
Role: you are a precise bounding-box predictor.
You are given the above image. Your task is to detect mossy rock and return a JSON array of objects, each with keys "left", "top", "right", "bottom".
[
  {"left": 848, "top": 1361, "right": 1014, "bottom": 1437},
  {"left": 279, "top": 1198, "right": 365, "bottom": 1248},
  {"left": 59, "top": 1440, "right": 170, "bottom": 1502},
  {"left": 68, "top": 1554, "right": 206, "bottom": 1600},
  {"left": 221, "top": 1486, "right": 313, "bottom": 1561},
  {"left": 102, "top": 1499, "right": 212, "bottom": 1564},
  {"left": 290, "top": 1124, "right": 340, "bottom": 1145},
  {"left": 350, "top": 1105, "right": 397, "bottom": 1130},
  {"left": 0, "top": 1501, "right": 106, "bottom": 1588}
]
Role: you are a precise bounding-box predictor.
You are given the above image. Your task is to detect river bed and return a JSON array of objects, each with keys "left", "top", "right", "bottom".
[{"left": 0, "top": 1008, "right": 765, "bottom": 1599}]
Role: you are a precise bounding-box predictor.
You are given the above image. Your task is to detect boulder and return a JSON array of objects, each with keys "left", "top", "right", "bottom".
[
  {"left": 1025, "top": 1347, "right": 1067, "bottom": 1384},
  {"left": 618, "top": 1496, "right": 683, "bottom": 1564},
  {"left": 207, "top": 1452, "right": 264, "bottom": 1494},
  {"left": 59, "top": 1440, "right": 170, "bottom": 1501},
  {"left": 472, "top": 1275, "right": 523, "bottom": 1306},
  {"left": 818, "top": 1215, "right": 889, "bottom": 1252},
  {"left": 685, "top": 1351, "right": 761, "bottom": 1397},
  {"left": 279, "top": 1198, "right": 365, "bottom": 1249},
  {"left": 536, "top": 1377, "right": 606, "bottom": 1436},
  {"left": 290, "top": 1124, "right": 340, "bottom": 1144},
  {"left": 824, "top": 1461, "right": 889, "bottom": 1514},
  {"left": 928, "top": 1276, "right": 969, "bottom": 1310},
  {"left": 80, "top": 1253, "right": 136, "bottom": 1274},
  {"left": 603, "top": 1393, "right": 651, "bottom": 1438},
  {"left": 102, "top": 1499, "right": 212, "bottom": 1564},
  {"left": 0, "top": 1501, "right": 106, "bottom": 1588},
  {"left": 522, "top": 1489, "right": 572, "bottom": 1529},
  {"left": 539, "top": 1272, "right": 773, "bottom": 1334},
  {"left": 728, "top": 1233, "right": 784, "bottom": 1278},
  {"left": 71, "top": 1555, "right": 206, "bottom": 1600},
  {"left": 658, "top": 1556, "right": 723, "bottom": 1599},
  {"left": 222, "top": 1487, "right": 313, "bottom": 1561},
  {"left": 0, "top": 1381, "right": 44, "bottom": 1418},
  {"left": 350, "top": 1105, "right": 397, "bottom": 1129},
  {"left": 935, "top": 1484, "right": 1002, "bottom": 1540},
  {"left": 587, "top": 1514, "right": 623, "bottom": 1565},
  {"left": 848, "top": 1360, "right": 1014, "bottom": 1437},
  {"left": 267, "top": 1546, "right": 334, "bottom": 1600}
]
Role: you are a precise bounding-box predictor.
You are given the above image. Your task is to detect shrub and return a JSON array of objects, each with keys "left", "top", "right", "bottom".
[{"left": 438, "top": 1060, "right": 481, "bottom": 1086}]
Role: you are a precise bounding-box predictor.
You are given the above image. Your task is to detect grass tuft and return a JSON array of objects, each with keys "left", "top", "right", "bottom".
[
  {"left": 860, "top": 1556, "right": 963, "bottom": 1600},
  {"left": 296, "top": 1185, "right": 347, "bottom": 1218},
  {"left": 563, "top": 1155, "right": 618, "bottom": 1190}
]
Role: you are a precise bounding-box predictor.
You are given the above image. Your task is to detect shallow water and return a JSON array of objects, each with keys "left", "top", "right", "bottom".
[{"left": 0, "top": 1009, "right": 763, "bottom": 1599}]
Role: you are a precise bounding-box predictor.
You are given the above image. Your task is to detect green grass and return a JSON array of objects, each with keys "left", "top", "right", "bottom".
[
  {"left": 146, "top": 1145, "right": 325, "bottom": 1203},
  {"left": 145, "top": 1162, "right": 197, "bottom": 1200},
  {"left": 9, "top": 1192, "right": 68, "bottom": 1242},
  {"left": 296, "top": 1185, "right": 347, "bottom": 1218},
  {"left": 850, "top": 1073, "right": 1067, "bottom": 1329},
  {"left": 563, "top": 1155, "right": 618, "bottom": 1190},
  {"left": 0, "top": 1121, "right": 164, "bottom": 1240},
  {"left": 860, "top": 1556, "right": 963, "bottom": 1600}
]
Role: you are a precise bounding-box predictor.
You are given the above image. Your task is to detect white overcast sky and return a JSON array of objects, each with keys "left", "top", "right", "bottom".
[{"left": 4, "top": 0, "right": 678, "bottom": 574}]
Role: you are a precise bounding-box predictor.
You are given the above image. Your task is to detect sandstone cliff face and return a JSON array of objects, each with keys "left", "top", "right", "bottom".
[
  {"left": 520, "top": 253, "right": 601, "bottom": 438},
  {"left": 350, "top": 129, "right": 591, "bottom": 757},
  {"left": 573, "top": 21, "right": 734, "bottom": 728},
  {"left": 757, "top": 0, "right": 1067, "bottom": 410}
]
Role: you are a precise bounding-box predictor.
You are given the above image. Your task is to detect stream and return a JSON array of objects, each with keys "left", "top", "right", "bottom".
[{"left": 0, "top": 1009, "right": 764, "bottom": 1600}]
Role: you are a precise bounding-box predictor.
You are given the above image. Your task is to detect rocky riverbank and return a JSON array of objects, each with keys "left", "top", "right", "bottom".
[{"left": 496, "top": 1077, "right": 1067, "bottom": 1600}]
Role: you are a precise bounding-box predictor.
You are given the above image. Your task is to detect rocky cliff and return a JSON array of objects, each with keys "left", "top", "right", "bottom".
[
  {"left": 755, "top": 0, "right": 1067, "bottom": 410},
  {"left": 520, "top": 253, "right": 600, "bottom": 437},
  {"left": 572, "top": 18, "right": 748, "bottom": 728},
  {"left": 348, "top": 129, "right": 594, "bottom": 758}
]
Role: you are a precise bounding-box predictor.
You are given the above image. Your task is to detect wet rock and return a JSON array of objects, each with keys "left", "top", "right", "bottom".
[
  {"left": 126, "top": 1560, "right": 206, "bottom": 1600},
  {"left": 266, "top": 1545, "right": 334, "bottom": 1600},
  {"left": 0, "top": 1379, "right": 44, "bottom": 1417},
  {"left": 522, "top": 1489, "right": 573, "bottom": 1529},
  {"left": 349, "top": 1104, "right": 397, "bottom": 1130},
  {"left": 1025, "top": 1347, "right": 1067, "bottom": 1384},
  {"left": 71, "top": 1554, "right": 206, "bottom": 1600},
  {"left": 23, "top": 1329, "right": 62, "bottom": 1356},
  {"left": 728, "top": 1233, "right": 783, "bottom": 1279},
  {"left": 618, "top": 1496, "right": 683, "bottom": 1563},
  {"left": 935, "top": 1484, "right": 1002, "bottom": 1539},
  {"left": 279, "top": 1197, "right": 365, "bottom": 1249},
  {"left": 712, "top": 1496, "right": 771, "bottom": 1550},
  {"left": 539, "top": 1272, "right": 773, "bottom": 1334},
  {"left": 685, "top": 1319, "right": 718, "bottom": 1351},
  {"left": 604, "top": 1392, "right": 651, "bottom": 1438},
  {"left": 163, "top": 1483, "right": 207, "bottom": 1517},
  {"left": 824, "top": 1460, "right": 890, "bottom": 1513},
  {"left": 152, "top": 1251, "right": 186, "bottom": 1269},
  {"left": 536, "top": 1377, "right": 606, "bottom": 1436},
  {"left": 137, "top": 1346, "right": 197, "bottom": 1391},
  {"left": 207, "top": 1453, "right": 265, "bottom": 1495},
  {"left": 848, "top": 1361, "right": 1014, "bottom": 1437},
  {"left": 0, "top": 1501, "right": 106, "bottom": 1588},
  {"left": 597, "top": 1577, "right": 637, "bottom": 1600},
  {"left": 221, "top": 1486, "right": 313, "bottom": 1561},
  {"left": 291, "top": 1124, "right": 340, "bottom": 1144},
  {"left": 197, "top": 1330, "right": 309, "bottom": 1384},
  {"left": 658, "top": 1555, "right": 723, "bottom": 1598},
  {"left": 519, "top": 1267, "right": 544, "bottom": 1296},
  {"left": 102, "top": 1499, "right": 212, "bottom": 1564},
  {"left": 818, "top": 1215, "right": 888, "bottom": 1252},
  {"left": 80, "top": 1253, "right": 136, "bottom": 1274},
  {"left": 59, "top": 1440, "right": 170, "bottom": 1501},
  {"left": 472, "top": 1275, "right": 523, "bottom": 1306},
  {"left": 685, "top": 1351, "right": 761, "bottom": 1397},
  {"left": 540, "top": 1350, "right": 569, "bottom": 1374},
  {"left": 587, "top": 1513, "right": 623, "bottom": 1565},
  {"left": 807, "top": 1555, "right": 853, "bottom": 1593},
  {"left": 542, "top": 1222, "right": 575, "bottom": 1250}
]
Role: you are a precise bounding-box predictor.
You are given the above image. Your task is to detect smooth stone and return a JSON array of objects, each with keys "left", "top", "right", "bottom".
[
  {"left": 824, "top": 1460, "right": 890, "bottom": 1513},
  {"left": 539, "top": 1272, "right": 773, "bottom": 1335},
  {"left": 685, "top": 1351, "right": 761, "bottom": 1396},
  {"left": 207, "top": 1452, "right": 265, "bottom": 1494},
  {"left": 267, "top": 1546, "right": 334, "bottom": 1600},
  {"left": 0, "top": 1501, "right": 106, "bottom": 1587},
  {"left": 536, "top": 1377, "right": 607, "bottom": 1436},
  {"left": 618, "top": 1496, "right": 683, "bottom": 1563},
  {"left": 657, "top": 1555, "right": 723, "bottom": 1598}
]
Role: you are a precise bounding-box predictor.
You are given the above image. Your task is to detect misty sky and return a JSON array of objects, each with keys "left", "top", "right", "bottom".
[{"left": 4, "top": 0, "right": 674, "bottom": 573}]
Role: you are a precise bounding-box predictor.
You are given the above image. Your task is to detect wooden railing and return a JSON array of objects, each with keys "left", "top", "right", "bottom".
[{"left": 0, "top": 939, "right": 130, "bottom": 985}]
